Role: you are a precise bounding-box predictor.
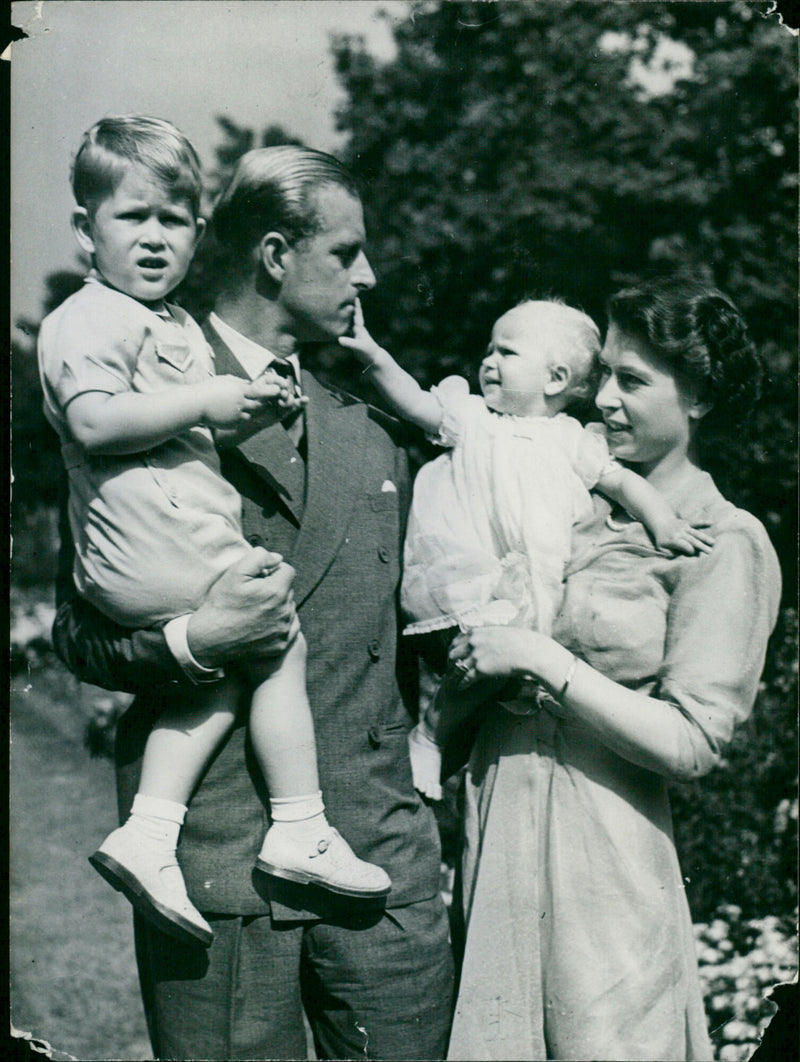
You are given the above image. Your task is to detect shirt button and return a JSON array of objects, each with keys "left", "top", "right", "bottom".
[
  {"left": 378, "top": 546, "right": 391, "bottom": 563},
  {"left": 368, "top": 639, "right": 381, "bottom": 661},
  {"left": 367, "top": 726, "right": 382, "bottom": 748}
]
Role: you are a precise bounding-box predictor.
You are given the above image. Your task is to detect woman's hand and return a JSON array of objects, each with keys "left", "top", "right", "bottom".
[{"left": 449, "top": 626, "right": 542, "bottom": 687}]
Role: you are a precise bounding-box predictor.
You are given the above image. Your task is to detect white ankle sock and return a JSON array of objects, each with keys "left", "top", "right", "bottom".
[
  {"left": 127, "top": 794, "right": 188, "bottom": 848},
  {"left": 269, "top": 791, "right": 329, "bottom": 842}
]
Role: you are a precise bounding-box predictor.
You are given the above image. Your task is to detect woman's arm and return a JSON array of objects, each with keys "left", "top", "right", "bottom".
[
  {"left": 65, "top": 374, "right": 285, "bottom": 456},
  {"left": 338, "top": 300, "right": 443, "bottom": 435},
  {"left": 450, "top": 522, "right": 781, "bottom": 782},
  {"left": 448, "top": 626, "right": 718, "bottom": 780}
]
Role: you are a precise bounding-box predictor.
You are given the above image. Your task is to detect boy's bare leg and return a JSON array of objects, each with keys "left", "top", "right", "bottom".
[
  {"left": 246, "top": 633, "right": 391, "bottom": 899},
  {"left": 90, "top": 678, "right": 243, "bottom": 946}
]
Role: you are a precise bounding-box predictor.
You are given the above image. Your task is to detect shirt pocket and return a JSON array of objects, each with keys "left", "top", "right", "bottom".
[{"left": 155, "top": 341, "right": 194, "bottom": 375}]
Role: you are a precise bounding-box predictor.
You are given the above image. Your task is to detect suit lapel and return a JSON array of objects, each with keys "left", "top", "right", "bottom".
[
  {"left": 203, "top": 320, "right": 306, "bottom": 525},
  {"left": 289, "top": 372, "right": 367, "bottom": 606}
]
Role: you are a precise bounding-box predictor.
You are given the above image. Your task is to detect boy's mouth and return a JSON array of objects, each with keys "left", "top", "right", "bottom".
[{"left": 138, "top": 256, "right": 168, "bottom": 271}]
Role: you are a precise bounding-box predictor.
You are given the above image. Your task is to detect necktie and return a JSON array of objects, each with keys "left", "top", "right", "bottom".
[{"left": 271, "top": 360, "right": 305, "bottom": 452}]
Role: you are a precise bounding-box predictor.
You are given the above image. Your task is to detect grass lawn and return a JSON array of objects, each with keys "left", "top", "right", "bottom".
[{"left": 10, "top": 660, "right": 151, "bottom": 1061}]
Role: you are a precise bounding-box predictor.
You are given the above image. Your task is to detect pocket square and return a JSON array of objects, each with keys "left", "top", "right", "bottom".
[{"left": 381, "top": 480, "right": 397, "bottom": 493}]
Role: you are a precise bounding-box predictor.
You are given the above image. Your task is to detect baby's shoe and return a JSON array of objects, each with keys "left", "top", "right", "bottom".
[
  {"left": 256, "top": 825, "right": 391, "bottom": 899},
  {"left": 89, "top": 824, "right": 213, "bottom": 946}
]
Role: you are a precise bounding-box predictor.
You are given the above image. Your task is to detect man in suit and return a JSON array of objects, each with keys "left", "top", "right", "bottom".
[{"left": 53, "top": 146, "right": 454, "bottom": 1060}]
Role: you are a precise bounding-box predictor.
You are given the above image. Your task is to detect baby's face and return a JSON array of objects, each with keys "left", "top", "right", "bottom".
[
  {"left": 479, "top": 306, "right": 553, "bottom": 416},
  {"left": 75, "top": 163, "right": 204, "bottom": 304}
]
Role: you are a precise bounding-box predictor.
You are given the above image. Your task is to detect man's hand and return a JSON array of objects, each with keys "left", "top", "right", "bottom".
[{"left": 187, "top": 548, "right": 299, "bottom": 667}]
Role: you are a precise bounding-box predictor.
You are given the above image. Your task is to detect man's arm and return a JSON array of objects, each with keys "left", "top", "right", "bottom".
[{"left": 53, "top": 484, "right": 299, "bottom": 692}]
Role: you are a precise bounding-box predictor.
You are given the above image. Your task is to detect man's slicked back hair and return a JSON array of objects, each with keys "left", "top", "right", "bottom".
[{"left": 211, "top": 146, "right": 360, "bottom": 267}]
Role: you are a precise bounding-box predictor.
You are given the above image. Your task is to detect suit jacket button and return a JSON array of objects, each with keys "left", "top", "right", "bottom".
[
  {"left": 368, "top": 639, "right": 381, "bottom": 661},
  {"left": 378, "top": 546, "right": 391, "bottom": 563},
  {"left": 368, "top": 726, "right": 382, "bottom": 748},
  {"left": 247, "top": 534, "right": 265, "bottom": 547}
]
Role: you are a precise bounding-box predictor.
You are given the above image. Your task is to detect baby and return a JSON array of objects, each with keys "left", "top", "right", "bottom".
[
  {"left": 38, "top": 116, "right": 390, "bottom": 946},
  {"left": 341, "top": 298, "right": 713, "bottom": 798}
]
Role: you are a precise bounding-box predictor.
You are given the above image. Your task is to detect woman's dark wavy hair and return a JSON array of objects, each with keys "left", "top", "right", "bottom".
[{"left": 606, "top": 277, "right": 763, "bottom": 442}]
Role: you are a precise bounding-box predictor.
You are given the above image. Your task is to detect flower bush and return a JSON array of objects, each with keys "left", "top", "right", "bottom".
[{"left": 695, "top": 904, "right": 798, "bottom": 1061}]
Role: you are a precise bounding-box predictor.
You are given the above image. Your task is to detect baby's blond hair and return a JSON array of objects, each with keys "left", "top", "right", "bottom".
[{"left": 515, "top": 298, "right": 600, "bottom": 400}]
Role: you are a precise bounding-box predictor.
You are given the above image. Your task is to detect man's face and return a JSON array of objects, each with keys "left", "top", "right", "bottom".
[{"left": 279, "top": 184, "right": 376, "bottom": 342}]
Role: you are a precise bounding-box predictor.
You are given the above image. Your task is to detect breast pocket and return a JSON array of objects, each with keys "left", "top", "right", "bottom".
[{"left": 155, "top": 341, "right": 195, "bottom": 377}]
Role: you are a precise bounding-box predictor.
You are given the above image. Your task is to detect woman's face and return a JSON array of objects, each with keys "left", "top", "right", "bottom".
[{"left": 596, "top": 323, "right": 703, "bottom": 478}]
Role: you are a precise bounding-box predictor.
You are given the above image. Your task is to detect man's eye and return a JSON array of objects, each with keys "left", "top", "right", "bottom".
[{"left": 162, "top": 214, "right": 189, "bottom": 227}]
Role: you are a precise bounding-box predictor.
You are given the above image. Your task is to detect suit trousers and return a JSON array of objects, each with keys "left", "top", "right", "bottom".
[{"left": 134, "top": 894, "right": 454, "bottom": 1061}]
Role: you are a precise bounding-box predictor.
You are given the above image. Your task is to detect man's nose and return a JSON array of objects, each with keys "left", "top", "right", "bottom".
[{"left": 352, "top": 251, "right": 376, "bottom": 291}]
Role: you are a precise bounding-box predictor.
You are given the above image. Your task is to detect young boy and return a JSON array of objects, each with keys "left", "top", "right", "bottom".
[{"left": 38, "top": 117, "right": 390, "bottom": 946}]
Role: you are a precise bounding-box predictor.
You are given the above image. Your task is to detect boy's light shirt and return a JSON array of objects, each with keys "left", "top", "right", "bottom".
[{"left": 163, "top": 312, "right": 301, "bottom": 682}]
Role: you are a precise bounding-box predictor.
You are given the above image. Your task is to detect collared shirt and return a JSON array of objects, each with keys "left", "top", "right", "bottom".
[{"left": 206, "top": 312, "right": 301, "bottom": 388}]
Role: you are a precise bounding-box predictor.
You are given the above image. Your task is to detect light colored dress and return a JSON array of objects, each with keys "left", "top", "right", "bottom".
[
  {"left": 38, "top": 272, "right": 249, "bottom": 627},
  {"left": 401, "top": 376, "right": 613, "bottom": 637},
  {"left": 447, "top": 464, "right": 781, "bottom": 1061}
]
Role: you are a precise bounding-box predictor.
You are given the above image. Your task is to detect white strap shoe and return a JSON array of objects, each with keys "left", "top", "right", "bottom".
[
  {"left": 256, "top": 826, "right": 392, "bottom": 899},
  {"left": 90, "top": 825, "right": 213, "bottom": 946}
]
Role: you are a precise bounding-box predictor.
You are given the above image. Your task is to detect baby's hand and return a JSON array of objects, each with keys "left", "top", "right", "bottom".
[
  {"left": 654, "top": 518, "right": 715, "bottom": 556},
  {"left": 199, "top": 374, "right": 281, "bottom": 429},
  {"left": 248, "top": 369, "right": 308, "bottom": 414},
  {"left": 337, "top": 298, "right": 387, "bottom": 365}
]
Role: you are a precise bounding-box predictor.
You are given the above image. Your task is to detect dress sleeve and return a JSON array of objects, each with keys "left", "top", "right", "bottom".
[
  {"left": 560, "top": 418, "right": 616, "bottom": 489},
  {"left": 652, "top": 514, "right": 782, "bottom": 778},
  {"left": 427, "top": 376, "right": 479, "bottom": 447},
  {"left": 44, "top": 296, "right": 144, "bottom": 410}
]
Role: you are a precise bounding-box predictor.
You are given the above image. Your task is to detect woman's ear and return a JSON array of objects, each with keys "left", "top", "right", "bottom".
[
  {"left": 259, "top": 232, "right": 290, "bottom": 282},
  {"left": 544, "top": 363, "right": 571, "bottom": 397},
  {"left": 71, "top": 208, "right": 96, "bottom": 256},
  {"left": 688, "top": 399, "right": 713, "bottom": 422}
]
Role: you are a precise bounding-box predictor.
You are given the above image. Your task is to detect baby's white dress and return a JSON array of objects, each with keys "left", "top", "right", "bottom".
[{"left": 401, "top": 376, "right": 614, "bottom": 637}]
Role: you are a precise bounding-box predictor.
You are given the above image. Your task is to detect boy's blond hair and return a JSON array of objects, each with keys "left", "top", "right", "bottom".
[{"left": 72, "top": 115, "right": 203, "bottom": 217}]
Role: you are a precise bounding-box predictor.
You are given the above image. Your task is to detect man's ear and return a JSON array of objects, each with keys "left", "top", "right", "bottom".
[
  {"left": 194, "top": 217, "right": 207, "bottom": 246},
  {"left": 543, "top": 363, "right": 571, "bottom": 397},
  {"left": 259, "top": 232, "right": 290, "bottom": 282},
  {"left": 71, "top": 208, "right": 96, "bottom": 256}
]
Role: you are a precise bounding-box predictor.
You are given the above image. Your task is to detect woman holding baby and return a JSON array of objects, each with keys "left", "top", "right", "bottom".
[{"left": 444, "top": 277, "right": 781, "bottom": 1061}]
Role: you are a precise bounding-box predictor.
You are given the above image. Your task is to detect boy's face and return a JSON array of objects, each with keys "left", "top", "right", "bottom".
[
  {"left": 479, "top": 306, "right": 554, "bottom": 416},
  {"left": 72, "top": 163, "right": 204, "bottom": 304}
]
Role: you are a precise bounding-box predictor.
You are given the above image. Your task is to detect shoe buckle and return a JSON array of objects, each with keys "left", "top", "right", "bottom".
[{"left": 311, "top": 838, "right": 330, "bottom": 858}]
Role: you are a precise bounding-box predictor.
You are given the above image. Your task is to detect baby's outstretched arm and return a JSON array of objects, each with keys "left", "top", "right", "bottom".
[
  {"left": 597, "top": 465, "right": 715, "bottom": 555},
  {"left": 339, "top": 300, "right": 443, "bottom": 435},
  {"left": 65, "top": 373, "right": 290, "bottom": 456}
]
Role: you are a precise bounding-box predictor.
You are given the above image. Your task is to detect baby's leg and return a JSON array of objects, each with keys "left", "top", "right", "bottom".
[
  {"left": 90, "top": 677, "right": 243, "bottom": 948},
  {"left": 246, "top": 634, "right": 391, "bottom": 899}
]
